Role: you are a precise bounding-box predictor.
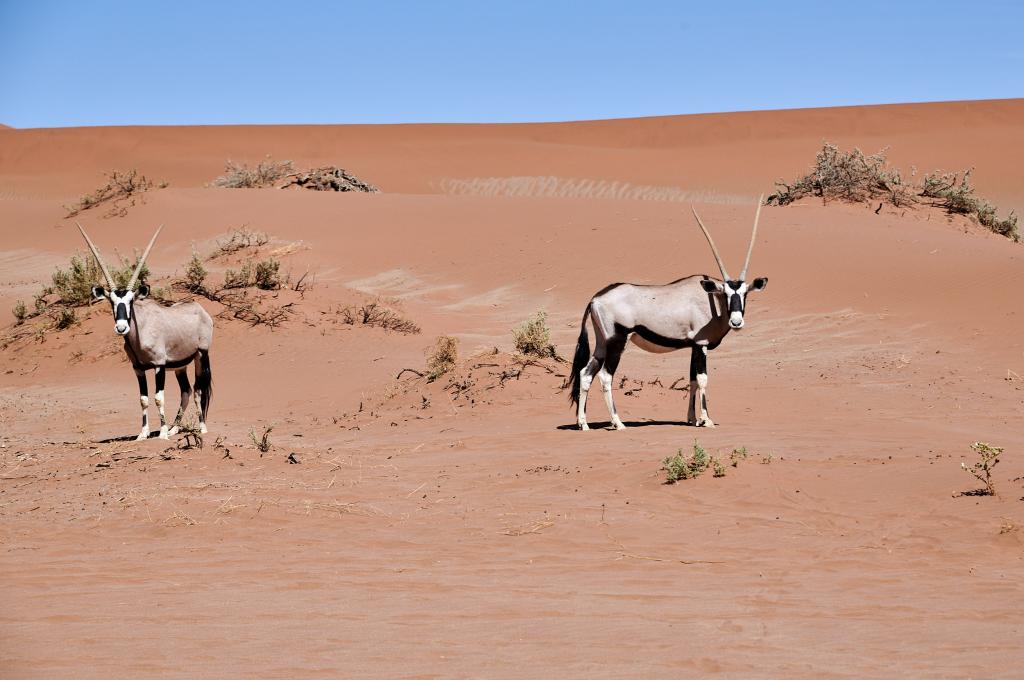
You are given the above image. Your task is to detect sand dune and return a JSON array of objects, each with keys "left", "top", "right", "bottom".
[{"left": 1, "top": 100, "right": 1023, "bottom": 678}]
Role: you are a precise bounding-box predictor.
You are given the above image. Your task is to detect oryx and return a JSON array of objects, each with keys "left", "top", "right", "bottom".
[
  {"left": 78, "top": 223, "right": 214, "bottom": 440},
  {"left": 568, "top": 201, "right": 768, "bottom": 430}
]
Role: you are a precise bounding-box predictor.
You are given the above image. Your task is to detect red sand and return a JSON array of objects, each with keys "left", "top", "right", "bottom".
[{"left": 1, "top": 100, "right": 1023, "bottom": 678}]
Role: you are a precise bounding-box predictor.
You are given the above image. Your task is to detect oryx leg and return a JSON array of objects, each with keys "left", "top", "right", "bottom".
[
  {"left": 690, "top": 345, "right": 714, "bottom": 427},
  {"left": 155, "top": 367, "right": 169, "bottom": 439},
  {"left": 167, "top": 369, "right": 192, "bottom": 436},
  {"left": 598, "top": 335, "right": 628, "bottom": 430},
  {"left": 576, "top": 355, "right": 601, "bottom": 430},
  {"left": 135, "top": 368, "right": 150, "bottom": 441}
]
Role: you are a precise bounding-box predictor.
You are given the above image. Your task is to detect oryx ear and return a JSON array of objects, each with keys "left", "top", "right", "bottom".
[
  {"left": 750, "top": 277, "right": 768, "bottom": 291},
  {"left": 136, "top": 284, "right": 150, "bottom": 299},
  {"left": 91, "top": 286, "right": 107, "bottom": 301},
  {"left": 700, "top": 279, "right": 721, "bottom": 293}
]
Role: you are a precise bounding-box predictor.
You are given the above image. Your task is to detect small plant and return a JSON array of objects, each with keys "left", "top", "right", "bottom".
[
  {"left": 184, "top": 248, "right": 207, "bottom": 293},
  {"left": 278, "top": 166, "right": 379, "bottom": 193},
  {"left": 253, "top": 258, "right": 281, "bottom": 290},
  {"left": 249, "top": 424, "right": 274, "bottom": 453},
  {"left": 712, "top": 458, "right": 726, "bottom": 478},
  {"left": 338, "top": 302, "right": 420, "bottom": 334},
  {"left": 729, "top": 447, "right": 749, "bottom": 467},
  {"left": 12, "top": 300, "right": 28, "bottom": 324},
  {"left": 212, "top": 156, "right": 295, "bottom": 189},
  {"left": 760, "top": 453, "right": 774, "bottom": 465},
  {"left": 662, "top": 440, "right": 711, "bottom": 483},
  {"left": 51, "top": 307, "right": 78, "bottom": 330},
  {"left": 215, "top": 226, "right": 269, "bottom": 256},
  {"left": 513, "top": 310, "right": 559, "bottom": 359},
  {"left": 961, "top": 441, "right": 1003, "bottom": 496},
  {"left": 427, "top": 336, "right": 459, "bottom": 381},
  {"left": 223, "top": 262, "right": 253, "bottom": 289},
  {"left": 177, "top": 418, "right": 204, "bottom": 450},
  {"left": 50, "top": 254, "right": 104, "bottom": 306},
  {"left": 65, "top": 169, "right": 158, "bottom": 217}
]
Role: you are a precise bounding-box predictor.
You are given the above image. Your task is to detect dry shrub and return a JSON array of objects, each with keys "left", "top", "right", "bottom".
[
  {"left": 222, "top": 258, "right": 281, "bottom": 291},
  {"left": 427, "top": 336, "right": 458, "bottom": 381},
  {"left": 217, "top": 291, "right": 291, "bottom": 328},
  {"left": 921, "top": 170, "right": 1018, "bottom": 240},
  {"left": 768, "top": 143, "right": 1019, "bottom": 241},
  {"left": 249, "top": 424, "right": 274, "bottom": 453},
  {"left": 214, "top": 226, "right": 269, "bottom": 257},
  {"left": 65, "top": 169, "right": 160, "bottom": 217},
  {"left": 663, "top": 441, "right": 711, "bottom": 483},
  {"left": 766, "top": 144, "right": 915, "bottom": 207},
  {"left": 12, "top": 300, "right": 28, "bottom": 324},
  {"left": 513, "top": 311, "right": 559, "bottom": 359},
  {"left": 183, "top": 249, "right": 207, "bottom": 294},
  {"left": 279, "top": 166, "right": 378, "bottom": 193},
  {"left": 212, "top": 157, "right": 295, "bottom": 188},
  {"left": 339, "top": 302, "right": 420, "bottom": 334}
]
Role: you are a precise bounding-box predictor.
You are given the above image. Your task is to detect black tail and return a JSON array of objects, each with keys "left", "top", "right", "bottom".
[
  {"left": 195, "top": 349, "right": 212, "bottom": 423},
  {"left": 568, "top": 302, "right": 593, "bottom": 407}
]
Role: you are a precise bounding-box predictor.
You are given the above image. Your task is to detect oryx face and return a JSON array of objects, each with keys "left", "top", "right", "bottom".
[
  {"left": 701, "top": 278, "right": 768, "bottom": 330},
  {"left": 93, "top": 285, "right": 150, "bottom": 335}
]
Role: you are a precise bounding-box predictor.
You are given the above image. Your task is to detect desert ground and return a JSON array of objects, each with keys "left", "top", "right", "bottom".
[{"left": 1, "top": 99, "right": 1023, "bottom": 678}]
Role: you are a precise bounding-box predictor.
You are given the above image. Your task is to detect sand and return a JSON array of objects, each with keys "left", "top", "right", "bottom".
[{"left": 1, "top": 99, "right": 1023, "bottom": 678}]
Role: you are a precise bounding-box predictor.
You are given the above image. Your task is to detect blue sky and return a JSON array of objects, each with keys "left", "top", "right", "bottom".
[{"left": 1, "top": 1, "right": 1021, "bottom": 128}]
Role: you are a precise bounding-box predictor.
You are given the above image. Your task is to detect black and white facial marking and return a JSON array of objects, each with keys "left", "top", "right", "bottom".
[
  {"left": 700, "top": 277, "right": 767, "bottom": 330},
  {"left": 93, "top": 284, "right": 149, "bottom": 336}
]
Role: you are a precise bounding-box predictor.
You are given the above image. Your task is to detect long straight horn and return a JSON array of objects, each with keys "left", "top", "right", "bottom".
[
  {"left": 127, "top": 224, "right": 163, "bottom": 291},
  {"left": 690, "top": 205, "right": 730, "bottom": 281},
  {"left": 739, "top": 194, "right": 764, "bottom": 281},
  {"left": 76, "top": 222, "right": 115, "bottom": 289}
]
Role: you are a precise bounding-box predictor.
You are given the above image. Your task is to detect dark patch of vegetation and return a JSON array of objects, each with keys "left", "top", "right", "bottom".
[
  {"left": 663, "top": 440, "right": 712, "bottom": 483},
  {"left": 65, "top": 169, "right": 163, "bottom": 218},
  {"left": 767, "top": 143, "right": 1019, "bottom": 241},
  {"left": 279, "top": 166, "right": 378, "bottom": 193}
]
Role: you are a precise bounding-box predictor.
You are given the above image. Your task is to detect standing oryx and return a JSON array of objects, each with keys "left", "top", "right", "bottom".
[
  {"left": 77, "top": 224, "right": 214, "bottom": 440},
  {"left": 569, "top": 200, "right": 768, "bottom": 430}
]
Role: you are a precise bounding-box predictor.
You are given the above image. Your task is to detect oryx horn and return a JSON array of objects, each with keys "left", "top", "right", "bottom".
[
  {"left": 739, "top": 195, "right": 764, "bottom": 281},
  {"left": 690, "top": 205, "right": 730, "bottom": 281},
  {"left": 127, "top": 225, "right": 163, "bottom": 291},
  {"left": 76, "top": 222, "right": 115, "bottom": 290}
]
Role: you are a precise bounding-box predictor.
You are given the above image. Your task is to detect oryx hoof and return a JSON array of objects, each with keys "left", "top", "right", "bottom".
[
  {"left": 695, "top": 419, "right": 716, "bottom": 428},
  {"left": 136, "top": 430, "right": 150, "bottom": 441},
  {"left": 612, "top": 421, "right": 626, "bottom": 431},
  {"left": 158, "top": 427, "right": 170, "bottom": 440},
  {"left": 578, "top": 421, "right": 589, "bottom": 431},
  {"left": 199, "top": 423, "right": 208, "bottom": 435},
  {"left": 167, "top": 425, "right": 180, "bottom": 436}
]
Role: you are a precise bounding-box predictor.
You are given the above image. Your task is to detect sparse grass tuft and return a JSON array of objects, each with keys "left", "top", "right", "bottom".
[
  {"left": 212, "top": 157, "right": 295, "bottom": 189},
  {"left": 961, "top": 441, "right": 1003, "bottom": 496},
  {"left": 12, "top": 300, "right": 28, "bottom": 324},
  {"left": 729, "top": 447, "right": 749, "bottom": 467},
  {"left": 663, "top": 440, "right": 711, "bottom": 483},
  {"left": 426, "top": 336, "right": 459, "bottom": 381},
  {"left": 249, "top": 424, "right": 274, "bottom": 453},
  {"left": 51, "top": 307, "right": 78, "bottom": 330},
  {"left": 513, "top": 311, "right": 559, "bottom": 359},
  {"left": 339, "top": 302, "right": 420, "bottom": 334}
]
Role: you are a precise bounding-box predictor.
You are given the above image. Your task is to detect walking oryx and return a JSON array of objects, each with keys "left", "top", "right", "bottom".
[
  {"left": 78, "top": 224, "right": 213, "bottom": 440},
  {"left": 568, "top": 201, "right": 767, "bottom": 430}
]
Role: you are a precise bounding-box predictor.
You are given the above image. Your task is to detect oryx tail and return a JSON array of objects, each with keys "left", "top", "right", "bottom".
[
  {"left": 568, "top": 302, "right": 593, "bottom": 407},
  {"left": 195, "top": 349, "right": 213, "bottom": 424}
]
